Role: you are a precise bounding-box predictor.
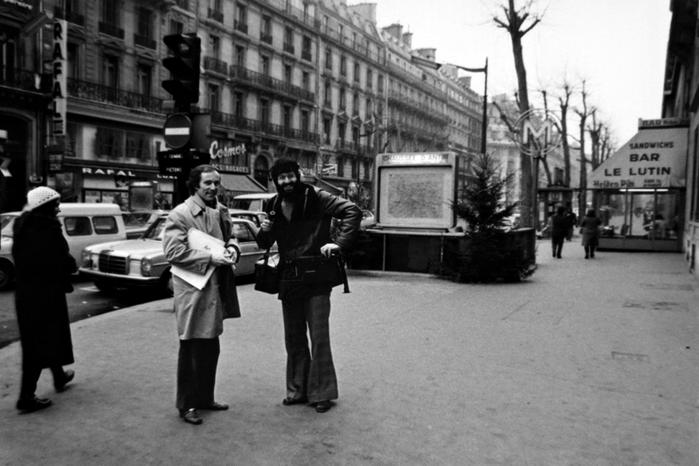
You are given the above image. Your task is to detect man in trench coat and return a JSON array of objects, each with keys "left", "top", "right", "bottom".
[{"left": 163, "top": 165, "right": 241, "bottom": 425}]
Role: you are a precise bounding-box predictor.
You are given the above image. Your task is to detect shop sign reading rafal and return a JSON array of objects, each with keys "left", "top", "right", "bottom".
[{"left": 52, "top": 19, "right": 67, "bottom": 137}]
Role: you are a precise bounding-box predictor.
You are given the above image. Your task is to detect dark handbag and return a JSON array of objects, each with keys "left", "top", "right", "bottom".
[
  {"left": 283, "top": 254, "right": 350, "bottom": 293},
  {"left": 254, "top": 250, "right": 279, "bottom": 294}
]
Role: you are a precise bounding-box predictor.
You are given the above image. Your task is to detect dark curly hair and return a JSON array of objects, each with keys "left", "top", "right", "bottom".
[{"left": 187, "top": 164, "right": 219, "bottom": 195}]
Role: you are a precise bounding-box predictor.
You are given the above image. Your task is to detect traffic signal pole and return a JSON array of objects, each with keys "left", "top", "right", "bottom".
[{"left": 158, "top": 33, "right": 210, "bottom": 205}]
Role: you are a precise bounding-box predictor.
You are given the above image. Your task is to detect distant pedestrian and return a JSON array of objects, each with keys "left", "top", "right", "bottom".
[
  {"left": 162, "top": 165, "right": 242, "bottom": 425},
  {"left": 257, "top": 158, "right": 361, "bottom": 414},
  {"left": 579, "top": 208, "right": 602, "bottom": 259},
  {"left": 549, "top": 205, "right": 568, "bottom": 259},
  {"left": 564, "top": 202, "right": 577, "bottom": 241},
  {"left": 13, "top": 187, "right": 77, "bottom": 414}
]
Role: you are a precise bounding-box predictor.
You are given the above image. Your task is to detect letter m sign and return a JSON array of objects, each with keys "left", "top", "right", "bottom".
[{"left": 522, "top": 119, "right": 554, "bottom": 146}]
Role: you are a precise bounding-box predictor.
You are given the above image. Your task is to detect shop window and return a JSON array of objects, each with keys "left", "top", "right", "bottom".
[
  {"left": 64, "top": 216, "right": 93, "bottom": 236},
  {"left": 125, "top": 132, "right": 151, "bottom": 161},
  {"left": 96, "top": 127, "right": 123, "bottom": 159},
  {"left": 93, "top": 216, "right": 118, "bottom": 234}
]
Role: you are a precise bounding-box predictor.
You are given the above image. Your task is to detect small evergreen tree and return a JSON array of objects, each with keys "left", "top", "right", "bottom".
[{"left": 451, "top": 153, "right": 519, "bottom": 282}]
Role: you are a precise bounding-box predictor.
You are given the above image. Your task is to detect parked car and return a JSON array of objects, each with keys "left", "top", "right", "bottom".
[
  {"left": 231, "top": 192, "right": 276, "bottom": 212},
  {"left": 122, "top": 209, "right": 168, "bottom": 239},
  {"left": 0, "top": 203, "right": 127, "bottom": 290},
  {"left": 79, "top": 215, "right": 275, "bottom": 294},
  {"left": 228, "top": 208, "right": 267, "bottom": 228}
]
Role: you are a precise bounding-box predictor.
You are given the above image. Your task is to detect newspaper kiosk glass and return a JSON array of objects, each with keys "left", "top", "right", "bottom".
[{"left": 376, "top": 152, "right": 460, "bottom": 230}]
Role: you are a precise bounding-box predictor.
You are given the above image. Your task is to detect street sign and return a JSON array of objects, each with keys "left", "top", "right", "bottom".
[
  {"left": 163, "top": 113, "right": 192, "bottom": 149},
  {"left": 157, "top": 148, "right": 211, "bottom": 176}
]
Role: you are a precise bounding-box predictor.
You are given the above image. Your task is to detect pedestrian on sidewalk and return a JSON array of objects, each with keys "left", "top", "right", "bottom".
[
  {"left": 163, "top": 165, "right": 242, "bottom": 425},
  {"left": 257, "top": 158, "right": 361, "bottom": 414},
  {"left": 564, "top": 202, "right": 577, "bottom": 241},
  {"left": 579, "top": 208, "right": 602, "bottom": 259},
  {"left": 12, "top": 187, "right": 77, "bottom": 414},
  {"left": 549, "top": 205, "right": 568, "bottom": 259}
]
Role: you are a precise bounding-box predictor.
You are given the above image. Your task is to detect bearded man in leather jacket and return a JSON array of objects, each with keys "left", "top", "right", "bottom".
[{"left": 257, "top": 157, "right": 361, "bottom": 413}]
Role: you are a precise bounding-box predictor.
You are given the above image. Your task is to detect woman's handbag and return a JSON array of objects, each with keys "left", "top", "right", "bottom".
[
  {"left": 283, "top": 254, "right": 350, "bottom": 293},
  {"left": 254, "top": 250, "right": 280, "bottom": 294}
]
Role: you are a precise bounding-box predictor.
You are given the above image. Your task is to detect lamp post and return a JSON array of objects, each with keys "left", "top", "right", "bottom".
[{"left": 411, "top": 56, "right": 488, "bottom": 155}]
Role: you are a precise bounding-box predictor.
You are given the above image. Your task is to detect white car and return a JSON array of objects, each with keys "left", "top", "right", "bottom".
[{"left": 80, "top": 216, "right": 275, "bottom": 294}]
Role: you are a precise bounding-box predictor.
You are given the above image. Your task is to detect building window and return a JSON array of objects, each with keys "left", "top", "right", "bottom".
[
  {"left": 282, "top": 105, "right": 292, "bottom": 130},
  {"left": 340, "top": 55, "right": 347, "bottom": 76},
  {"left": 324, "top": 80, "right": 331, "bottom": 106},
  {"left": 302, "top": 71, "right": 310, "bottom": 91},
  {"left": 137, "top": 64, "right": 151, "bottom": 99},
  {"left": 235, "top": 45, "right": 245, "bottom": 67},
  {"left": 339, "top": 87, "right": 346, "bottom": 110},
  {"left": 261, "top": 15, "right": 272, "bottom": 43},
  {"left": 366, "top": 68, "right": 373, "bottom": 89},
  {"left": 102, "top": 55, "right": 119, "bottom": 90},
  {"left": 101, "top": 0, "right": 118, "bottom": 25},
  {"left": 302, "top": 36, "right": 312, "bottom": 60},
  {"left": 170, "top": 19, "right": 183, "bottom": 34},
  {"left": 284, "top": 26, "right": 293, "bottom": 52},
  {"left": 236, "top": 3, "right": 247, "bottom": 31},
  {"left": 259, "top": 98, "right": 270, "bottom": 124},
  {"left": 284, "top": 64, "right": 292, "bottom": 83},
  {"left": 67, "top": 42, "right": 79, "bottom": 79},
  {"left": 301, "top": 109, "right": 310, "bottom": 133},
  {"left": 136, "top": 7, "right": 152, "bottom": 39},
  {"left": 378, "top": 74, "right": 384, "bottom": 93},
  {"left": 352, "top": 92, "right": 359, "bottom": 115},
  {"left": 209, "top": 34, "right": 220, "bottom": 58},
  {"left": 261, "top": 55, "right": 270, "bottom": 75},
  {"left": 125, "top": 132, "right": 151, "bottom": 161},
  {"left": 337, "top": 157, "right": 344, "bottom": 177},
  {"left": 365, "top": 98, "right": 372, "bottom": 120},
  {"left": 234, "top": 91, "right": 244, "bottom": 117},
  {"left": 96, "top": 127, "right": 122, "bottom": 159},
  {"left": 325, "top": 47, "right": 332, "bottom": 70},
  {"left": 338, "top": 122, "right": 346, "bottom": 143},
  {"left": 353, "top": 61, "right": 360, "bottom": 83},
  {"left": 352, "top": 126, "right": 360, "bottom": 146},
  {"left": 323, "top": 117, "right": 331, "bottom": 144},
  {"left": 208, "top": 84, "right": 219, "bottom": 111}
]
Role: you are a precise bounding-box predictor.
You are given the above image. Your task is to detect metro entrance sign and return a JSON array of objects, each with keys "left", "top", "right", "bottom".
[{"left": 163, "top": 113, "right": 192, "bottom": 149}]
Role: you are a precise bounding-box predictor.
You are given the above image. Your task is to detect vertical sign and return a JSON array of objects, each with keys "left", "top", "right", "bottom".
[{"left": 52, "top": 19, "right": 67, "bottom": 137}]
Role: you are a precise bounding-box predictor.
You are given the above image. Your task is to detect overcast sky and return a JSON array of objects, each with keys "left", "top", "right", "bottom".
[{"left": 371, "top": 0, "right": 672, "bottom": 147}]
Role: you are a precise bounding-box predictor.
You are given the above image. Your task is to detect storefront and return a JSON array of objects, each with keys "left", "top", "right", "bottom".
[
  {"left": 209, "top": 137, "right": 267, "bottom": 206},
  {"left": 588, "top": 118, "right": 687, "bottom": 251}
]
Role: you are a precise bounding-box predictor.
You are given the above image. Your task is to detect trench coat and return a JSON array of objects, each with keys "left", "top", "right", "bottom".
[
  {"left": 580, "top": 215, "right": 602, "bottom": 247},
  {"left": 163, "top": 196, "right": 240, "bottom": 340},
  {"left": 12, "top": 211, "right": 77, "bottom": 368}
]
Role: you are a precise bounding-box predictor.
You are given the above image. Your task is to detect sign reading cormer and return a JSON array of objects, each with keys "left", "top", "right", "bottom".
[{"left": 589, "top": 125, "right": 687, "bottom": 189}]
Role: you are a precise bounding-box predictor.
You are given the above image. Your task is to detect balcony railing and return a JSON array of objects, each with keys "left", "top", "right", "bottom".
[
  {"left": 262, "top": 0, "right": 315, "bottom": 28},
  {"left": 283, "top": 42, "right": 295, "bottom": 54},
  {"left": 229, "top": 65, "right": 315, "bottom": 102},
  {"left": 0, "top": 68, "right": 46, "bottom": 94},
  {"left": 211, "top": 111, "right": 260, "bottom": 132},
  {"left": 134, "top": 34, "right": 156, "bottom": 49},
  {"left": 260, "top": 33, "right": 273, "bottom": 44},
  {"left": 204, "top": 56, "right": 229, "bottom": 75},
  {"left": 67, "top": 78, "right": 162, "bottom": 113},
  {"left": 98, "top": 21, "right": 124, "bottom": 39},
  {"left": 53, "top": 7, "right": 85, "bottom": 25},
  {"left": 234, "top": 20, "right": 248, "bottom": 34},
  {"left": 208, "top": 8, "right": 223, "bottom": 22}
]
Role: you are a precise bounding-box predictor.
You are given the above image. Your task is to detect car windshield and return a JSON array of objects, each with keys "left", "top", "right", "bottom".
[
  {"left": 144, "top": 217, "right": 167, "bottom": 240},
  {"left": 0, "top": 214, "right": 18, "bottom": 238}
]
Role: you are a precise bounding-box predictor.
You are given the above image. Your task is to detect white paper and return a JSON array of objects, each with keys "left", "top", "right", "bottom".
[{"left": 170, "top": 229, "right": 226, "bottom": 290}]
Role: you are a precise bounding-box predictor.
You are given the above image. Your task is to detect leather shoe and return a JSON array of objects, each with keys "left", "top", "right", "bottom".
[
  {"left": 180, "top": 408, "right": 203, "bottom": 425},
  {"left": 204, "top": 401, "right": 229, "bottom": 411},
  {"left": 314, "top": 400, "right": 332, "bottom": 413},
  {"left": 16, "top": 396, "right": 52, "bottom": 414},
  {"left": 282, "top": 396, "right": 308, "bottom": 406},
  {"left": 55, "top": 369, "right": 75, "bottom": 392}
]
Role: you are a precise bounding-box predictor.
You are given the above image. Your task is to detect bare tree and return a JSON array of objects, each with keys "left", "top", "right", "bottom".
[
  {"left": 574, "top": 80, "right": 591, "bottom": 216},
  {"left": 493, "top": 0, "right": 543, "bottom": 227},
  {"left": 557, "top": 82, "right": 573, "bottom": 188}
]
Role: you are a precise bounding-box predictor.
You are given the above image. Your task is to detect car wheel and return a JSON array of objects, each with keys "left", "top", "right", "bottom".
[
  {"left": 0, "top": 261, "right": 14, "bottom": 290},
  {"left": 93, "top": 278, "right": 115, "bottom": 294}
]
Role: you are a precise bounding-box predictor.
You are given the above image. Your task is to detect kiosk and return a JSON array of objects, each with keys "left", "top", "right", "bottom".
[{"left": 588, "top": 118, "right": 687, "bottom": 252}]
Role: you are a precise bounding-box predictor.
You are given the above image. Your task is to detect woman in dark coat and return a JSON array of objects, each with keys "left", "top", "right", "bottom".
[
  {"left": 579, "top": 208, "right": 602, "bottom": 259},
  {"left": 13, "top": 187, "right": 77, "bottom": 413},
  {"left": 549, "top": 205, "right": 569, "bottom": 259}
]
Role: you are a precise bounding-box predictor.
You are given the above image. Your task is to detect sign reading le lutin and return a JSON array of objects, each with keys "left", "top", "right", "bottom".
[{"left": 590, "top": 118, "right": 687, "bottom": 189}]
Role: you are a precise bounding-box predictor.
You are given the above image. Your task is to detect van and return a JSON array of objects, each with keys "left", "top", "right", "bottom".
[
  {"left": 0, "top": 203, "right": 126, "bottom": 289},
  {"left": 231, "top": 193, "right": 276, "bottom": 212}
]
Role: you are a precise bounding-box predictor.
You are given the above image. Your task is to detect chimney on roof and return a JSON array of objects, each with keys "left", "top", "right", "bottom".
[
  {"left": 349, "top": 3, "right": 377, "bottom": 23},
  {"left": 383, "top": 23, "right": 403, "bottom": 40},
  {"left": 402, "top": 32, "right": 413, "bottom": 48},
  {"left": 416, "top": 48, "right": 436, "bottom": 62}
]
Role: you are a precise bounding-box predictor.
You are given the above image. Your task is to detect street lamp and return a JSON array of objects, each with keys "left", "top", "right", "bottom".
[{"left": 411, "top": 55, "right": 488, "bottom": 155}]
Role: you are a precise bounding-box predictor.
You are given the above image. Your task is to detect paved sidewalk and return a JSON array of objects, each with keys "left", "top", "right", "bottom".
[{"left": 0, "top": 241, "right": 697, "bottom": 465}]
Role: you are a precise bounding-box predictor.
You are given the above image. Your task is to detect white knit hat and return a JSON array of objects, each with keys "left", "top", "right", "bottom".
[{"left": 25, "top": 186, "right": 60, "bottom": 211}]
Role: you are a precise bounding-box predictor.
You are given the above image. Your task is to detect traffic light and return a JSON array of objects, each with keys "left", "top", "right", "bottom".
[{"left": 162, "top": 33, "right": 201, "bottom": 110}]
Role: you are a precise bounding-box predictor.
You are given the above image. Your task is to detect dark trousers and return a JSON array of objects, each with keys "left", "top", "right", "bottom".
[
  {"left": 551, "top": 236, "right": 564, "bottom": 258},
  {"left": 19, "top": 361, "right": 65, "bottom": 401},
  {"left": 176, "top": 338, "right": 220, "bottom": 412},
  {"left": 282, "top": 293, "right": 337, "bottom": 403},
  {"left": 584, "top": 245, "right": 596, "bottom": 258}
]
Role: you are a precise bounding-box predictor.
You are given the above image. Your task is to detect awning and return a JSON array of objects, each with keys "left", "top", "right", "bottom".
[
  {"left": 589, "top": 125, "right": 688, "bottom": 189},
  {"left": 220, "top": 173, "right": 266, "bottom": 193}
]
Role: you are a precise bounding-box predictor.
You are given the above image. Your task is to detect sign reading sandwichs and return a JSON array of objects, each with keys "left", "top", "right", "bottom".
[{"left": 589, "top": 119, "right": 687, "bottom": 189}]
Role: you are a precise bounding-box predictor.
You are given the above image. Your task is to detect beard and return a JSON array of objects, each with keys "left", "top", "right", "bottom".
[{"left": 277, "top": 179, "right": 304, "bottom": 200}]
